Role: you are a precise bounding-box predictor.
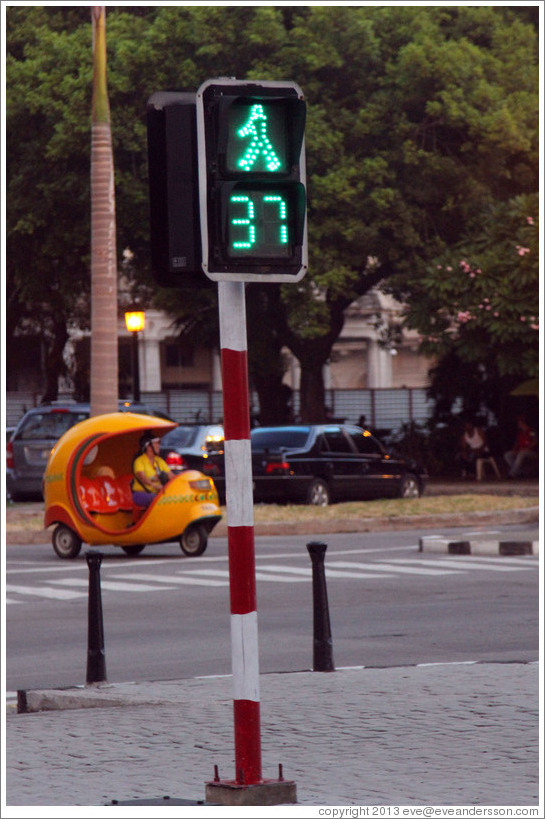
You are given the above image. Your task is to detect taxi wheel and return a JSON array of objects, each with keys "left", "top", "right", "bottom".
[
  {"left": 52, "top": 524, "right": 82, "bottom": 560},
  {"left": 121, "top": 545, "right": 146, "bottom": 556},
  {"left": 180, "top": 524, "right": 208, "bottom": 556}
]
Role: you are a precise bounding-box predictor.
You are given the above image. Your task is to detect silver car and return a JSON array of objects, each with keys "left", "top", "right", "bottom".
[
  {"left": 6, "top": 405, "right": 90, "bottom": 500},
  {"left": 6, "top": 402, "right": 173, "bottom": 501}
]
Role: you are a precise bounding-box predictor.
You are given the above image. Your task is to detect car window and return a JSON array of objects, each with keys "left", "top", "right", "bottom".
[
  {"left": 348, "top": 429, "right": 384, "bottom": 455},
  {"left": 323, "top": 430, "right": 353, "bottom": 453},
  {"left": 17, "top": 411, "right": 87, "bottom": 441},
  {"left": 317, "top": 434, "right": 330, "bottom": 453},
  {"left": 251, "top": 428, "right": 310, "bottom": 449},
  {"left": 161, "top": 427, "right": 199, "bottom": 448}
]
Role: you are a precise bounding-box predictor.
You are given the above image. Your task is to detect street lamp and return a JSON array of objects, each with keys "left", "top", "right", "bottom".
[{"left": 124, "top": 310, "right": 145, "bottom": 402}]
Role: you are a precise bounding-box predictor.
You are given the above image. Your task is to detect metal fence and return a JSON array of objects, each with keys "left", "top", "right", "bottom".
[
  {"left": 324, "top": 388, "right": 435, "bottom": 432},
  {"left": 5, "top": 387, "right": 433, "bottom": 433}
]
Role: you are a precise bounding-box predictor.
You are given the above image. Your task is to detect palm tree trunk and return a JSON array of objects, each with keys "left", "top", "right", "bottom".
[{"left": 90, "top": 5, "right": 118, "bottom": 416}]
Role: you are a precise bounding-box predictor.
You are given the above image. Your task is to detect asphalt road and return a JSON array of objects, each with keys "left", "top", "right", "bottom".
[{"left": 5, "top": 524, "right": 539, "bottom": 692}]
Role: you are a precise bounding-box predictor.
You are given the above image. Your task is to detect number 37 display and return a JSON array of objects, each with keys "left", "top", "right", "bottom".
[{"left": 196, "top": 79, "right": 307, "bottom": 282}]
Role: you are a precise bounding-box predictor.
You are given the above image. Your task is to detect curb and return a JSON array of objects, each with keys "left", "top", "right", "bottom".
[
  {"left": 233, "top": 507, "right": 540, "bottom": 536},
  {"left": 420, "top": 535, "right": 539, "bottom": 556},
  {"left": 5, "top": 506, "right": 541, "bottom": 545},
  {"left": 15, "top": 683, "right": 182, "bottom": 714},
  {"left": 13, "top": 660, "right": 539, "bottom": 715}
]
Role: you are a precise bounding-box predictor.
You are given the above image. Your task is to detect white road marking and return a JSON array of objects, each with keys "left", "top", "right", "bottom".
[
  {"left": 245, "top": 564, "right": 396, "bottom": 580},
  {"left": 6, "top": 549, "right": 538, "bottom": 606},
  {"left": 6, "top": 584, "right": 86, "bottom": 600},
  {"left": 328, "top": 560, "right": 463, "bottom": 576},
  {"left": 49, "top": 578, "right": 177, "bottom": 593},
  {"left": 114, "top": 572, "right": 229, "bottom": 587},
  {"left": 180, "top": 568, "right": 308, "bottom": 583},
  {"left": 394, "top": 558, "right": 534, "bottom": 572}
]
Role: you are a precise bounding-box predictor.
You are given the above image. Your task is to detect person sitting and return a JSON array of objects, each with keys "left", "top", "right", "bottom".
[
  {"left": 131, "top": 432, "right": 175, "bottom": 508},
  {"left": 504, "top": 415, "right": 538, "bottom": 478},
  {"left": 459, "top": 420, "right": 489, "bottom": 478}
]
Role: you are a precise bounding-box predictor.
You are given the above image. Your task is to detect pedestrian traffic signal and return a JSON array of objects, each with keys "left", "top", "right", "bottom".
[
  {"left": 196, "top": 79, "right": 307, "bottom": 283},
  {"left": 147, "top": 91, "right": 206, "bottom": 287}
]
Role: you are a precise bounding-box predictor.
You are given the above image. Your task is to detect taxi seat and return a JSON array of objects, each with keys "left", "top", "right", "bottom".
[
  {"left": 80, "top": 473, "right": 145, "bottom": 520},
  {"left": 80, "top": 477, "right": 116, "bottom": 514},
  {"left": 116, "top": 474, "right": 135, "bottom": 511},
  {"left": 95, "top": 475, "right": 120, "bottom": 511}
]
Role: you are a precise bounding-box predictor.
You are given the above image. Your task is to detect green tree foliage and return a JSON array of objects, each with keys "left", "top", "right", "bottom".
[
  {"left": 398, "top": 193, "right": 539, "bottom": 423},
  {"left": 5, "top": 5, "right": 538, "bottom": 418},
  {"left": 261, "top": 5, "right": 538, "bottom": 418},
  {"left": 408, "top": 194, "right": 539, "bottom": 378},
  {"left": 6, "top": 7, "right": 93, "bottom": 398}
]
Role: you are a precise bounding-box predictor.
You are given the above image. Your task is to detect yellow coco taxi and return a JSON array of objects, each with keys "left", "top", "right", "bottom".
[{"left": 43, "top": 412, "right": 222, "bottom": 559}]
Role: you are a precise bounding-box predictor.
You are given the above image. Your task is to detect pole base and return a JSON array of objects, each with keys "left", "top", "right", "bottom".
[{"left": 205, "top": 779, "right": 297, "bottom": 806}]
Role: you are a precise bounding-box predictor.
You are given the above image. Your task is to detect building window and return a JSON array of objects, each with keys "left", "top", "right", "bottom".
[{"left": 165, "top": 343, "right": 194, "bottom": 368}]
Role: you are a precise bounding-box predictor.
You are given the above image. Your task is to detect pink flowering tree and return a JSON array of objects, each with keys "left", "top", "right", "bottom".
[{"left": 402, "top": 193, "right": 539, "bottom": 382}]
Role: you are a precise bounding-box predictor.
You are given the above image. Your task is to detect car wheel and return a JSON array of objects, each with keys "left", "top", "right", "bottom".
[
  {"left": 180, "top": 524, "right": 208, "bottom": 556},
  {"left": 52, "top": 524, "right": 82, "bottom": 559},
  {"left": 121, "top": 544, "right": 146, "bottom": 556},
  {"left": 399, "top": 474, "right": 420, "bottom": 499},
  {"left": 306, "top": 479, "right": 330, "bottom": 506}
]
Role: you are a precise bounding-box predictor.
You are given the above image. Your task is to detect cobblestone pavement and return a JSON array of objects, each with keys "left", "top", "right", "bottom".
[{"left": 4, "top": 662, "right": 540, "bottom": 812}]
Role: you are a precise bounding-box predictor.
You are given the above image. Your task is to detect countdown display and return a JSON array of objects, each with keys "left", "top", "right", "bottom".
[{"left": 228, "top": 191, "right": 289, "bottom": 257}]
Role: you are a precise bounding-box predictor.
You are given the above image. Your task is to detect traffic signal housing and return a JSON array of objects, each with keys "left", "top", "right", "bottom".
[
  {"left": 196, "top": 79, "right": 307, "bottom": 283},
  {"left": 146, "top": 91, "right": 204, "bottom": 287}
]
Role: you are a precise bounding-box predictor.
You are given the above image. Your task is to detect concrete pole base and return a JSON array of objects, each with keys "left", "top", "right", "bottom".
[{"left": 205, "top": 779, "right": 297, "bottom": 806}]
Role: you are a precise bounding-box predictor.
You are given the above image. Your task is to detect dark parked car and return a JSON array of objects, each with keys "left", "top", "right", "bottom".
[
  {"left": 160, "top": 424, "right": 226, "bottom": 500},
  {"left": 250, "top": 424, "right": 427, "bottom": 505},
  {"left": 6, "top": 402, "right": 173, "bottom": 501}
]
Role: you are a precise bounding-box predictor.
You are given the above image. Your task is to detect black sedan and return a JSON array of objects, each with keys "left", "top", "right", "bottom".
[{"left": 250, "top": 424, "right": 427, "bottom": 505}]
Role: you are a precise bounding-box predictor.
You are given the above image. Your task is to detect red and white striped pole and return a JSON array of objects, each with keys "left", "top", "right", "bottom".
[{"left": 218, "top": 280, "right": 262, "bottom": 785}]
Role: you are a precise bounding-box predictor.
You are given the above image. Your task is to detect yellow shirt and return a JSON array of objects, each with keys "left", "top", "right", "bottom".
[{"left": 132, "top": 453, "right": 170, "bottom": 493}]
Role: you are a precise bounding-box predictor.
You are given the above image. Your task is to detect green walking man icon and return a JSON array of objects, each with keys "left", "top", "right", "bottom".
[{"left": 236, "top": 104, "right": 282, "bottom": 172}]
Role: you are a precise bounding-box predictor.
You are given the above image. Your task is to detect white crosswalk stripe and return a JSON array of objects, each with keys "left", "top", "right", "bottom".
[
  {"left": 241, "top": 564, "right": 396, "bottom": 580},
  {"left": 443, "top": 555, "right": 537, "bottom": 567},
  {"left": 5, "top": 553, "right": 537, "bottom": 605},
  {"left": 255, "top": 572, "right": 308, "bottom": 583},
  {"left": 6, "top": 584, "right": 87, "bottom": 600},
  {"left": 328, "top": 560, "right": 463, "bottom": 576},
  {"left": 181, "top": 568, "right": 308, "bottom": 583},
  {"left": 49, "top": 578, "right": 178, "bottom": 593},
  {"left": 393, "top": 558, "right": 534, "bottom": 573},
  {"left": 114, "top": 571, "right": 229, "bottom": 587}
]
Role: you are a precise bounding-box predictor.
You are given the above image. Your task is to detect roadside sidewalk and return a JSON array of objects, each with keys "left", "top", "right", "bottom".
[{"left": 5, "top": 662, "right": 540, "bottom": 810}]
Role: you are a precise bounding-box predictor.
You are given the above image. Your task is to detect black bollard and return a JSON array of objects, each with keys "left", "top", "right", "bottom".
[
  {"left": 86, "top": 551, "right": 107, "bottom": 685},
  {"left": 306, "top": 541, "right": 335, "bottom": 672}
]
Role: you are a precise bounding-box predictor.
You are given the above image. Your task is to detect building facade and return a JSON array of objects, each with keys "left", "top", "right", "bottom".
[
  {"left": 7, "top": 289, "right": 433, "bottom": 408},
  {"left": 118, "top": 289, "right": 432, "bottom": 396}
]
